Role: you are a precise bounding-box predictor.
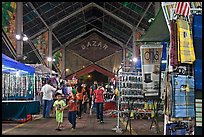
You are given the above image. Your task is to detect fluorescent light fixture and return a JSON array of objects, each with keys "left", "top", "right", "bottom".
[
  {"left": 133, "top": 57, "right": 138, "bottom": 62},
  {"left": 16, "top": 71, "right": 20, "bottom": 77},
  {"left": 15, "top": 34, "right": 21, "bottom": 40},
  {"left": 47, "top": 57, "right": 52, "bottom": 62}
]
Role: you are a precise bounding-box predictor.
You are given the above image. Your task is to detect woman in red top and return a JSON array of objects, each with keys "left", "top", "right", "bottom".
[
  {"left": 67, "top": 89, "right": 78, "bottom": 130},
  {"left": 94, "top": 86, "right": 105, "bottom": 123}
]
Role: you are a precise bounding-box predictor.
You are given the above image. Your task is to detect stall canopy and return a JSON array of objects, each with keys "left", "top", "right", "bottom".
[
  {"left": 137, "top": 8, "right": 170, "bottom": 42},
  {"left": 26, "top": 64, "right": 51, "bottom": 74},
  {"left": 2, "top": 54, "right": 35, "bottom": 74}
]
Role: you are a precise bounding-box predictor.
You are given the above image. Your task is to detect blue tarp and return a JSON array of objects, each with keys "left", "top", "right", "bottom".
[{"left": 2, "top": 54, "right": 35, "bottom": 74}]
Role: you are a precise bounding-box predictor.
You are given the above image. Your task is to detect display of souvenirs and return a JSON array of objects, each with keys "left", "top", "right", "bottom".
[{"left": 2, "top": 73, "right": 34, "bottom": 100}]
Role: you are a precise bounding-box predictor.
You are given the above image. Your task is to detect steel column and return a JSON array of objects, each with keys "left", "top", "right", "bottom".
[
  {"left": 48, "top": 28, "right": 53, "bottom": 72},
  {"left": 16, "top": 2, "right": 23, "bottom": 60},
  {"left": 62, "top": 46, "right": 66, "bottom": 79}
]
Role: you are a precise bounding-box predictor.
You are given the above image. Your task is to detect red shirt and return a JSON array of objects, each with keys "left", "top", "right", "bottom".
[
  {"left": 68, "top": 97, "right": 77, "bottom": 112},
  {"left": 94, "top": 89, "right": 104, "bottom": 103}
]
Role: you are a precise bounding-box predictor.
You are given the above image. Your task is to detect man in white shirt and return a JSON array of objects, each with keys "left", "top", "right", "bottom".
[{"left": 41, "top": 79, "right": 57, "bottom": 118}]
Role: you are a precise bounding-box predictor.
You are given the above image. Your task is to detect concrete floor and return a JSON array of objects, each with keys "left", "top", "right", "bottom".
[{"left": 2, "top": 111, "right": 164, "bottom": 135}]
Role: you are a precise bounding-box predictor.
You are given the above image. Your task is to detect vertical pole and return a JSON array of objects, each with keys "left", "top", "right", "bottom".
[
  {"left": 48, "top": 28, "right": 52, "bottom": 76},
  {"left": 132, "top": 27, "right": 136, "bottom": 61},
  {"left": 123, "top": 47, "right": 126, "bottom": 71},
  {"left": 154, "top": 2, "right": 160, "bottom": 16},
  {"left": 62, "top": 46, "right": 65, "bottom": 79},
  {"left": 16, "top": 2, "right": 23, "bottom": 61}
]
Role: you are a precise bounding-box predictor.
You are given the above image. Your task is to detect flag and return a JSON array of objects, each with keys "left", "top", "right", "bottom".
[{"left": 175, "top": 2, "right": 191, "bottom": 17}]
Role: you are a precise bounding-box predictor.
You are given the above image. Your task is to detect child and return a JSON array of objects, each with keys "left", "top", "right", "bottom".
[
  {"left": 53, "top": 92, "right": 67, "bottom": 131},
  {"left": 67, "top": 89, "right": 78, "bottom": 131}
]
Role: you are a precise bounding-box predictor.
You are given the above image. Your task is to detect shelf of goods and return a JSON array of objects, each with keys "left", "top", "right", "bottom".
[
  {"left": 118, "top": 71, "right": 145, "bottom": 119},
  {"left": 2, "top": 54, "right": 40, "bottom": 121}
]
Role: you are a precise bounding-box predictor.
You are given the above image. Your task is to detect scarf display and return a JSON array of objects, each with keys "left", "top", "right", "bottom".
[
  {"left": 170, "top": 20, "right": 178, "bottom": 68},
  {"left": 177, "top": 19, "right": 196, "bottom": 64},
  {"left": 171, "top": 74, "right": 195, "bottom": 118}
]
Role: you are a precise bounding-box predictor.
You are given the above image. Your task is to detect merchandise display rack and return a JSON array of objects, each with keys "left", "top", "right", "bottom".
[{"left": 112, "top": 68, "right": 144, "bottom": 134}]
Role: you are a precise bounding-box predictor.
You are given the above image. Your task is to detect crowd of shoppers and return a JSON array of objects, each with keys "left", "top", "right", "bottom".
[{"left": 40, "top": 78, "right": 106, "bottom": 131}]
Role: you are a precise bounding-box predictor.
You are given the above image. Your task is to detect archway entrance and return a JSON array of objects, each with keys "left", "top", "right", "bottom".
[{"left": 79, "top": 70, "right": 108, "bottom": 85}]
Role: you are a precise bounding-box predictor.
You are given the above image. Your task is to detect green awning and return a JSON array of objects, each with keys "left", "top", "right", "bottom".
[{"left": 137, "top": 7, "right": 170, "bottom": 42}]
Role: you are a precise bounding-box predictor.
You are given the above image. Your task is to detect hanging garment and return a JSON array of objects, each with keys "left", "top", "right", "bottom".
[
  {"left": 192, "top": 14, "right": 202, "bottom": 60},
  {"left": 170, "top": 20, "right": 178, "bottom": 67},
  {"left": 171, "top": 75, "right": 195, "bottom": 118},
  {"left": 177, "top": 19, "right": 196, "bottom": 64}
]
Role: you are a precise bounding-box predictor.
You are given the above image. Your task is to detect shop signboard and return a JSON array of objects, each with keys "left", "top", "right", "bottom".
[{"left": 140, "top": 45, "right": 163, "bottom": 98}]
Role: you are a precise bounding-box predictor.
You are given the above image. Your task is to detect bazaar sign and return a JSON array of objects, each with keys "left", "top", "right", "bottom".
[
  {"left": 68, "top": 32, "right": 122, "bottom": 62},
  {"left": 81, "top": 40, "right": 108, "bottom": 50}
]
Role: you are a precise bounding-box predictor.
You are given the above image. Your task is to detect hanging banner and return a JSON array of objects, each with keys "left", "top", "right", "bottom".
[
  {"left": 2, "top": 2, "right": 17, "bottom": 50},
  {"left": 140, "top": 45, "right": 163, "bottom": 98},
  {"left": 53, "top": 48, "right": 63, "bottom": 73},
  {"left": 32, "top": 31, "right": 49, "bottom": 66}
]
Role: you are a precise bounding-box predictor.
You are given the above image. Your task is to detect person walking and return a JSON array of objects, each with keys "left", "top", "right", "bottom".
[
  {"left": 53, "top": 92, "right": 67, "bottom": 131},
  {"left": 76, "top": 85, "right": 83, "bottom": 119},
  {"left": 41, "top": 79, "right": 57, "bottom": 118},
  {"left": 94, "top": 86, "right": 105, "bottom": 123},
  {"left": 67, "top": 89, "right": 78, "bottom": 131},
  {"left": 82, "top": 89, "right": 89, "bottom": 114}
]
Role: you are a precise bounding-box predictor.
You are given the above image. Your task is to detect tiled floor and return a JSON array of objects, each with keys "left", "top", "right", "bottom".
[{"left": 2, "top": 111, "right": 164, "bottom": 135}]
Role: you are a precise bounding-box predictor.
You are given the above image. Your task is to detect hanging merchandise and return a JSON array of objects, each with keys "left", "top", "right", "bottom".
[
  {"left": 177, "top": 19, "right": 196, "bottom": 64},
  {"left": 194, "top": 59, "right": 202, "bottom": 90},
  {"left": 192, "top": 14, "right": 202, "bottom": 60},
  {"left": 171, "top": 74, "right": 195, "bottom": 118},
  {"left": 170, "top": 20, "right": 178, "bottom": 68},
  {"left": 140, "top": 45, "right": 163, "bottom": 98}
]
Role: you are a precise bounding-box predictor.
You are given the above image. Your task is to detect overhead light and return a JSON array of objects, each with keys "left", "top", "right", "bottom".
[
  {"left": 22, "top": 35, "right": 28, "bottom": 41},
  {"left": 66, "top": 68, "right": 69, "bottom": 72},
  {"left": 16, "top": 34, "right": 21, "bottom": 40},
  {"left": 88, "top": 75, "right": 91, "bottom": 78},
  {"left": 47, "top": 57, "right": 52, "bottom": 62},
  {"left": 16, "top": 71, "right": 20, "bottom": 77},
  {"left": 133, "top": 57, "right": 138, "bottom": 62}
]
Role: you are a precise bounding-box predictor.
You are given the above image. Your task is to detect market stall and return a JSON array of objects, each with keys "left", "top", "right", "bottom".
[{"left": 2, "top": 54, "right": 40, "bottom": 121}]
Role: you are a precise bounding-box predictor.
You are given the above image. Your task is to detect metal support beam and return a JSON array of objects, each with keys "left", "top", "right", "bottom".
[
  {"left": 28, "top": 2, "right": 64, "bottom": 73},
  {"left": 48, "top": 28, "right": 53, "bottom": 71},
  {"left": 53, "top": 28, "right": 132, "bottom": 53},
  {"left": 29, "top": 28, "right": 47, "bottom": 40},
  {"left": 51, "top": 3, "right": 93, "bottom": 29},
  {"left": 123, "top": 47, "right": 126, "bottom": 64},
  {"left": 121, "top": 2, "right": 153, "bottom": 50},
  {"left": 93, "top": 3, "right": 132, "bottom": 29},
  {"left": 62, "top": 46, "right": 65, "bottom": 79},
  {"left": 154, "top": 2, "right": 161, "bottom": 16},
  {"left": 132, "top": 27, "right": 136, "bottom": 60},
  {"left": 16, "top": 2, "right": 23, "bottom": 60}
]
